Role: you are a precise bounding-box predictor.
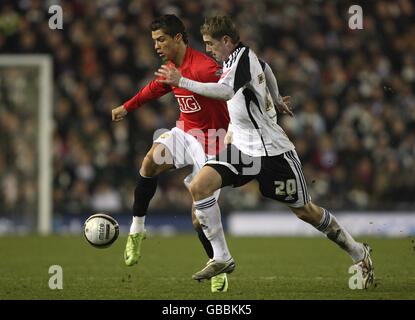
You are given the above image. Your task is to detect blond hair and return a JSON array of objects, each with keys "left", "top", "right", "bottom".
[{"left": 200, "top": 16, "right": 240, "bottom": 43}]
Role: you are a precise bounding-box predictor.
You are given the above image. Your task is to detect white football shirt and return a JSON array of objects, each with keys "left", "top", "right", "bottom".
[{"left": 219, "top": 43, "right": 295, "bottom": 157}]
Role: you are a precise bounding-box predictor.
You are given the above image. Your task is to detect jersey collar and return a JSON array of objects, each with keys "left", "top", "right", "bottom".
[{"left": 224, "top": 42, "right": 246, "bottom": 67}]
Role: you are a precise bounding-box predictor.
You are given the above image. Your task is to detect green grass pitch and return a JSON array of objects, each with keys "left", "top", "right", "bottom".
[{"left": 0, "top": 234, "right": 414, "bottom": 300}]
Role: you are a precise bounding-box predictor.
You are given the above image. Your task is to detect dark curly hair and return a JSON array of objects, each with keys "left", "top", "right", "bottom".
[{"left": 150, "top": 14, "right": 188, "bottom": 44}]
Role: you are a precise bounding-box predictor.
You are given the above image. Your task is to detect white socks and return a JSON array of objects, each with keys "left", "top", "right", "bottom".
[
  {"left": 130, "top": 216, "right": 146, "bottom": 234},
  {"left": 194, "top": 195, "right": 231, "bottom": 262},
  {"left": 317, "top": 208, "right": 364, "bottom": 263}
]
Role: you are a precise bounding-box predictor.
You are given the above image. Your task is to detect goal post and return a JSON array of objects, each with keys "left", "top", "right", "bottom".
[{"left": 0, "top": 55, "right": 53, "bottom": 235}]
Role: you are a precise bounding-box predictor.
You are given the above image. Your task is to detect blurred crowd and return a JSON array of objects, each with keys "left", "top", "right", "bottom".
[{"left": 0, "top": 0, "right": 414, "bottom": 218}]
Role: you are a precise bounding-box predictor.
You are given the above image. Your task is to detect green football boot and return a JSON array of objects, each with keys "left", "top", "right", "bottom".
[
  {"left": 211, "top": 273, "right": 228, "bottom": 293},
  {"left": 124, "top": 232, "right": 146, "bottom": 266}
]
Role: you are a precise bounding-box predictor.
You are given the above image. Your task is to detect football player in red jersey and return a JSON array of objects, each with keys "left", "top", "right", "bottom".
[{"left": 111, "top": 15, "right": 230, "bottom": 292}]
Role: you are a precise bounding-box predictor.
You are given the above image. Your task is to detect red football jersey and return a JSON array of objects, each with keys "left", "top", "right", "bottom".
[{"left": 123, "top": 46, "right": 230, "bottom": 155}]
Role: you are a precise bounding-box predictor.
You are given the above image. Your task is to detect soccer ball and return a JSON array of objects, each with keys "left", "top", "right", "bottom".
[{"left": 83, "top": 213, "right": 119, "bottom": 248}]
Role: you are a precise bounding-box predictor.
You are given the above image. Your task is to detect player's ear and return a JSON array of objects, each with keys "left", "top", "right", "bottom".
[
  {"left": 174, "top": 33, "right": 183, "bottom": 42},
  {"left": 222, "top": 35, "right": 231, "bottom": 45}
]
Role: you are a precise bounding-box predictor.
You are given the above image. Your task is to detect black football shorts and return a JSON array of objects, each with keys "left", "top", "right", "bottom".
[{"left": 205, "top": 144, "right": 311, "bottom": 208}]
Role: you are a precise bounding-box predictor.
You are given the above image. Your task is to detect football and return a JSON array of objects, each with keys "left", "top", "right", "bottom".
[{"left": 83, "top": 213, "right": 119, "bottom": 248}]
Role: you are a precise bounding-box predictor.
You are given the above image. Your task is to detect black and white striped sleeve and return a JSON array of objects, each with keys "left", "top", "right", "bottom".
[
  {"left": 219, "top": 47, "right": 251, "bottom": 93},
  {"left": 233, "top": 49, "right": 251, "bottom": 92}
]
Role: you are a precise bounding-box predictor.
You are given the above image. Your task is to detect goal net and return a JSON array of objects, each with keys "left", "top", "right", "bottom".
[{"left": 0, "top": 55, "right": 53, "bottom": 235}]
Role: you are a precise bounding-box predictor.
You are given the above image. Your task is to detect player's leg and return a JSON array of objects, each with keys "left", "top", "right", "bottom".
[
  {"left": 192, "top": 206, "right": 228, "bottom": 292},
  {"left": 189, "top": 145, "right": 256, "bottom": 280},
  {"left": 188, "top": 165, "right": 235, "bottom": 280},
  {"left": 192, "top": 205, "right": 213, "bottom": 259},
  {"left": 183, "top": 130, "right": 230, "bottom": 290},
  {"left": 124, "top": 142, "right": 175, "bottom": 266},
  {"left": 289, "top": 202, "right": 365, "bottom": 261},
  {"left": 259, "top": 150, "right": 373, "bottom": 287},
  {"left": 282, "top": 151, "right": 368, "bottom": 262},
  {"left": 130, "top": 142, "right": 174, "bottom": 232},
  {"left": 289, "top": 202, "right": 374, "bottom": 288}
]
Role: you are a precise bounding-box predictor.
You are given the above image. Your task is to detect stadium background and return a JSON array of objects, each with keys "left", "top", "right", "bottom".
[{"left": 0, "top": 0, "right": 414, "bottom": 232}]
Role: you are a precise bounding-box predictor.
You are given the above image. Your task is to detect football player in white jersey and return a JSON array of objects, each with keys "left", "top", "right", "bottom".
[{"left": 156, "top": 16, "right": 374, "bottom": 289}]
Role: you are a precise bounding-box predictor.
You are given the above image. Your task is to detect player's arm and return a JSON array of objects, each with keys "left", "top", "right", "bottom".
[
  {"left": 180, "top": 77, "right": 234, "bottom": 100},
  {"left": 111, "top": 79, "right": 171, "bottom": 122},
  {"left": 262, "top": 62, "right": 282, "bottom": 105},
  {"left": 262, "top": 61, "right": 293, "bottom": 117},
  {"left": 155, "top": 65, "right": 234, "bottom": 101}
]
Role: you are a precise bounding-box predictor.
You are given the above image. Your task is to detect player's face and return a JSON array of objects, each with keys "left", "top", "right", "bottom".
[
  {"left": 152, "top": 29, "right": 179, "bottom": 61},
  {"left": 202, "top": 34, "right": 229, "bottom": 62}
]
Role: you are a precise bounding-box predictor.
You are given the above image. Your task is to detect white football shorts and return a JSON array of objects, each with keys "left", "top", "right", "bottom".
[{"left": 154, "top": 127, "right": 220, "bottom": 200}]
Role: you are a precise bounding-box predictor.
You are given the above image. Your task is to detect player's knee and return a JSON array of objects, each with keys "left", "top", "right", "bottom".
[
  {"left": 189, "top": 179, "right": 213, "bottom": 200},
  {"left": 291, "top": 204, "right": 315, "bottom": 224},
  {"left": 189, "top": 180, "right": 204, "bottom": 199},
  {"left": 293, "top": 202, "right": 323, "bottom": 225},
  {"left": 140, "top": 145, "right": 173, "bottom": 177},
  {"left": 140, "top": 149, "right": 166, "bottom": 177}
]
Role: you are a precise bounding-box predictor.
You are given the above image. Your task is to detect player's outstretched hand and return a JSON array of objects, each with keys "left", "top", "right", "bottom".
[
  {"left": 276, "top": 96, "right": 294, "bottom": 117},
  {"left": 112, "top": 105, "right": 128, "bottom": 122},
  {"left": 155, "top": 65, "right": 182, "bottom": 87}
]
